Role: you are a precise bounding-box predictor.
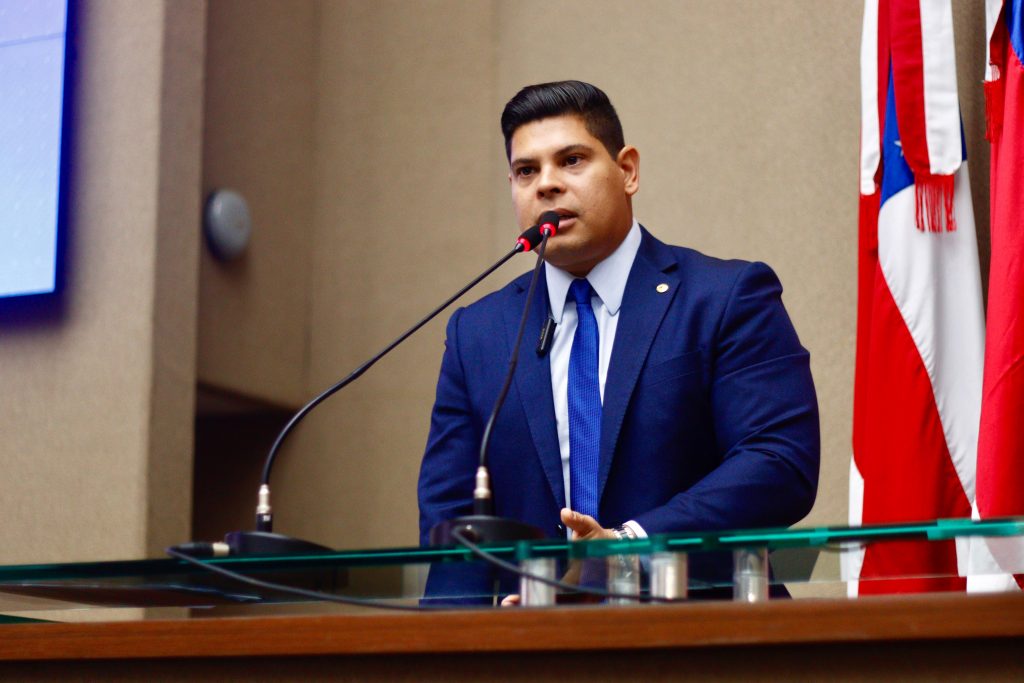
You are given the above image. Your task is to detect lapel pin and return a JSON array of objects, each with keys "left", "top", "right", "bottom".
[{"left": 656, "top": 283, "right": 670, "bottom": 293}]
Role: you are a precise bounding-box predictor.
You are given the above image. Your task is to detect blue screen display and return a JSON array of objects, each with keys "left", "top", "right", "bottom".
[{"left": 0, "top": 0, "right": 69, "bottom": 298}]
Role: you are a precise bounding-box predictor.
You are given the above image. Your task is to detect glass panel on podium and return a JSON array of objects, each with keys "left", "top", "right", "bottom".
[{"left": 0, "top": 517, "right": 1020, "bottom": 621}]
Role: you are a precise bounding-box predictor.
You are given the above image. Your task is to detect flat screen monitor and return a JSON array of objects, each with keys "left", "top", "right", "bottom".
[{"left": 0, "top": 0, "right": 70, "bottom": 299}]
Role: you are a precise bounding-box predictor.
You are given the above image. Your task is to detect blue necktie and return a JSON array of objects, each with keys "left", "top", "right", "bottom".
[{"left": 568, "top": 279, "right": 601, "bottom": 520}]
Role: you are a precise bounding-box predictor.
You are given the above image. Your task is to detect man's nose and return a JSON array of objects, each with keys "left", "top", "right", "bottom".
[{"left": 536, "top": 165, "right": 564, "bottom": 198}]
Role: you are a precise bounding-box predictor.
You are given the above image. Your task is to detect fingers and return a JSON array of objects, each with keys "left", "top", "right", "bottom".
[
  {"left": 500, "top": 593, "right": 521, "bottom": 607},
  {"left": 560, "top": 508, "right": 616, "bottom": 540},
  {"left": 560, "top": 507, "right": 603, "bottom": 539},
  {"left": 561, "top": 559, "right": 582, "bottom": 586}
]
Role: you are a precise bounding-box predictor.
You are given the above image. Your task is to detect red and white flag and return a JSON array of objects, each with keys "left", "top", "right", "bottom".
[
  {"left": 848, "top": 0, "right": 986, "bottom": 595},
  {"left": 969, "top": 0, "right": 1024, "bottom": 591}
]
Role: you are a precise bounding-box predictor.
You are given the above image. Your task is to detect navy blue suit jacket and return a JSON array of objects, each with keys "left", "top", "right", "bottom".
[{"left": 418, "top": 228, "right": 819, "bottom": 595}]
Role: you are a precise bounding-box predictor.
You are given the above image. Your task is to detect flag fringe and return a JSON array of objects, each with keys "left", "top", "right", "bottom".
[
  {"left": 985, "top": 76, "right": 1004, "bottom": 142},
  {"left": 914, "top": 174, "right": 956, "bottom": 233}
]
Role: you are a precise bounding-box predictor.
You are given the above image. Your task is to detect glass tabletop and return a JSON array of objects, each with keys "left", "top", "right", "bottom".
[{"left": 0, "top": 516, "right": 1020, "bottom": 618}]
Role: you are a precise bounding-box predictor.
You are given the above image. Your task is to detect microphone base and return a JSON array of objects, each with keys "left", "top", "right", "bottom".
[
  {"left": 224, "top": 531, "right": 333, "bottom": 556},
  {"left": 429, "top": 515, "right": 545, "bottom": 546}
]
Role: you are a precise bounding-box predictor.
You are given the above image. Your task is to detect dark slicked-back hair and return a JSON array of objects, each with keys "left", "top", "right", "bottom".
[{"left": 500, "top": 80, "right": 625, "bottom": 161}]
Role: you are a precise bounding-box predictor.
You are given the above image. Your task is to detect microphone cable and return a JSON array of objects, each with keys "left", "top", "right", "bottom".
[
  {"left": 167, "top": 537, "right": 691, "bottom": 610},
  {"left": 449, "top": 529, "right": 688, "bottom": 604},
  {"left": 166, "top": 543, "right": 448, "bottom": 612}
]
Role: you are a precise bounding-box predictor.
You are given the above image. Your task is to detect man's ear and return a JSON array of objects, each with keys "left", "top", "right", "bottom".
[{"left": 617, "top": 146, "right": 640, "bottom": 197}]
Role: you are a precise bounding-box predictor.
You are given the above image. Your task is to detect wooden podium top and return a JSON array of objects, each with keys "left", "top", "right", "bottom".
[{"left": 1, "top": 591, "right": 1022, "bottom": 662}]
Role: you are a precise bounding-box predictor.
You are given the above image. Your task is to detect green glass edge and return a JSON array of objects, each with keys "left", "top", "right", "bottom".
[
  {"left": 0, "top": 516, "right": 1019, "bottom": 582},
  {"left": 0, "top": 614, "right": 54, "bottom": 624}
]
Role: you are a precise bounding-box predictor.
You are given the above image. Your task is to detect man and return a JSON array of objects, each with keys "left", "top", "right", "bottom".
[{"left": 418, "top": 81, "right": 819, "bottom": 598}]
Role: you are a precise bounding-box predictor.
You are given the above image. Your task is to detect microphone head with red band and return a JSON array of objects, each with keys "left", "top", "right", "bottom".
[
  {"left": 538, "top": 210, "right": 560, "bottom": 237},
  {"left": 515, "top": 224, "right": 544, "bottom": 252}
]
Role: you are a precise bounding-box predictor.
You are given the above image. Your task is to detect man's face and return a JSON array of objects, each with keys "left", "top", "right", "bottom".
[{"left": 508, "top": 115, "right": 639, "bottom": 277}]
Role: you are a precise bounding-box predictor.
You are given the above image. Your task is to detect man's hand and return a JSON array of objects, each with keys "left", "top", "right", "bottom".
[
  {"left": 500, "top": 508, "right": 614, "bottom": 607},
  {"left": 560, "top": 507, "right": 616, "bottom": 541}
]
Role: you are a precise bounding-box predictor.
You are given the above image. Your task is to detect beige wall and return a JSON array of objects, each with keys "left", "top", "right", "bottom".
[
  {"left": 0, "top": 1, "right": 205, "bottom": 564},
  {"left": 196, "top": 0, "right": 992, "bottom": 552},
  {"left": 198, "top": 0, "right": 317, "bottom": 409}
]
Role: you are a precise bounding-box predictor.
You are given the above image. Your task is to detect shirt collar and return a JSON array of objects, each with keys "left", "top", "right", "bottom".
[{"left": 545, "top": 219, "right": 642, "bottom": 323}]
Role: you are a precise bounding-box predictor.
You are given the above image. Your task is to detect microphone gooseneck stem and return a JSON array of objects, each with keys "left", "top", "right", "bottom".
[
  {"left": 255, "top": 484, "right": 272, "bottom": 531},
  {"left": 253, "top": 231, "right": 541, "bottom": 531},
  {"left": 474, "top": 233, "right": 550, "bottom": 515}
]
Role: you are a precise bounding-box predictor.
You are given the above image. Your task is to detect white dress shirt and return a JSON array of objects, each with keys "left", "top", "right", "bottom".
[{"left": 544, "top": 219, "right": 646, "bottom": 539}]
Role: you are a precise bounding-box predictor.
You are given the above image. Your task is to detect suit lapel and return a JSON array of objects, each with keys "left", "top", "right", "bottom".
[
  {"left": 505, "top": 273, "right": 565, "bottom": 509},
  {"left": 598, "top": 230, "right": 680, "bottom": 502}
]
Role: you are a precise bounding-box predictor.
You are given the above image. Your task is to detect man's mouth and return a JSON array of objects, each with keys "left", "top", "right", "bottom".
[{"left": 552, "top": 210, "right": 577, "bottom": 230}]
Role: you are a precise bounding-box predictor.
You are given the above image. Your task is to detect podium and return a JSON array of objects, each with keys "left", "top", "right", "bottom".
[{"left": 1, "top": 518, "right": 1022, "bottom": 681}]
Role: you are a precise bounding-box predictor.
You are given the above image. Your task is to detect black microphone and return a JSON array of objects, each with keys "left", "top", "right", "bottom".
[
  {"left": 516, "top": 223, "right": 544, "bottom": 252},
  {"left": 213, "top": 223, "right": 546, "bottom": 556},
  {"left": 429, "top": 211, "right": 560, "bottom": 546},
  {"left": 536, "top": 317, "right": 556, "bottom": 356},
  {"left": 538, "top": 210, "right": 560, "bottom": 237}
]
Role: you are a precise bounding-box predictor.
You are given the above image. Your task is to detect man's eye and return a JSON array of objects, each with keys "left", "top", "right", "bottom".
[
  {"left": 516, "top": 167, "right": 535, "bottom": 177},
  {"left": 565, "top": 155, "right": 582, "bottom": 166}
]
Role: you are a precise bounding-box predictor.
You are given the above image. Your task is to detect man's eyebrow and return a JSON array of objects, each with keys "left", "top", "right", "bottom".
[
  {"left": 555, "top": 143, "right": 594, "bottom": 156},
  {"left": 509, "top": 155, "right": 537, "bottom": 168},
  {"left": 510, "top": 144, "right": 595, "bottom": 168}
]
